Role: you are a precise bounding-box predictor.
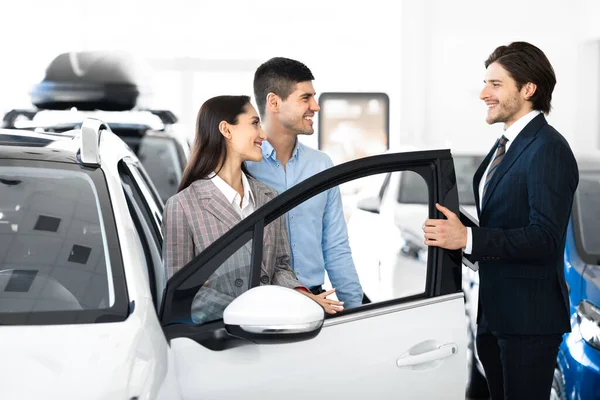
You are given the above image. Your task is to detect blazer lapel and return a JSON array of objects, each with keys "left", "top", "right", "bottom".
[
  {"left": 473, "top": 140, "right": 498, "bottom": 216},
  {"left": 248, "top": 178, "right": 274, "bottom": 211},
  {"left": 480, "top": 114, "right": 546, "bottom": 213},
  {"left": 190, "top": 179, "right": 241, "bottom": 232}
]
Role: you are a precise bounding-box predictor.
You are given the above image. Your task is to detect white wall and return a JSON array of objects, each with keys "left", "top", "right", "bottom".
[
  {"left": 399, "top": 0, "right": 600, "bottom": 154},
  {"left": 1, "top": 0, "right": 600, "bottom": 154}
]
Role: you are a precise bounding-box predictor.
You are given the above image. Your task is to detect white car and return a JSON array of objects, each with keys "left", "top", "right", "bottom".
[
  {"left": 1, "top": 122, "right": 468, "bottom": 399},
  {"left": 346, "top": 150, "right": 488, "bottom": 397},
  {"left": 2, "top": 108, "right": 190, "bottom": 204}
]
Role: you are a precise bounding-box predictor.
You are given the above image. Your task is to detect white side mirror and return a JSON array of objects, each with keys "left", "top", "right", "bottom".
[{"left": 224, "top": 286, "right": 324, "bottom": 344}]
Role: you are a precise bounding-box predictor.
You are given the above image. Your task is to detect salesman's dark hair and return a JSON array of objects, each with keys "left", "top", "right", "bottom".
[{"left": 485, "top": 41, "right": 556, "bottom": 114}]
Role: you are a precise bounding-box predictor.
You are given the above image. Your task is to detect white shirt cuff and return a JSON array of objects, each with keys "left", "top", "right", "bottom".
[{"left": 464, "top": 227, "right": 473, "bottom": 254}]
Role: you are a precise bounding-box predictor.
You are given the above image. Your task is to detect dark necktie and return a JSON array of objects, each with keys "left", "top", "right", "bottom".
[{"left": 482, "top": 135, "right": 509, "bottom": 199}]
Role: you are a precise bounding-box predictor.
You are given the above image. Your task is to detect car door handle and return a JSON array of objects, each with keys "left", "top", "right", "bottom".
[{"left": 396, "top": 343, "right": 458, "bottom": 368}]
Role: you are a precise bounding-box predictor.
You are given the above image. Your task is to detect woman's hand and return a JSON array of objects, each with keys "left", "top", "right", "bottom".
[{"left": 297, "top": 288, "right": 344, "bottom": 314}]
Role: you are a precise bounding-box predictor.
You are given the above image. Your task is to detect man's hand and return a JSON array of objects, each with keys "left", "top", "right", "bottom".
[
  {"left": 423, "top": 203, "right": 467, "bottom": 250},
  {"left": 298, "top": 288, "right": 344, "bottom": 314}
]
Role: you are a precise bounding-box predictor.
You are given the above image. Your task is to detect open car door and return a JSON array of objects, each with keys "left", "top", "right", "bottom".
[{"left": 159, "top": 150, "right": 467, "bottom": 399}]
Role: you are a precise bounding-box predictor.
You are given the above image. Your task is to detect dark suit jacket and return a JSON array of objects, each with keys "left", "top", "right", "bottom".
[{"left": 472, "top": 114, "right": 578, "bottom": 335}]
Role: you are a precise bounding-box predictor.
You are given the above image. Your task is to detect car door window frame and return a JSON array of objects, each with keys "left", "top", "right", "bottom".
[
  {"left": 118, "top": 160, "right": 165, "bottom": 303},
  {"left": 119, "top": 159, "right": 164, "bottom": 248},
  {"left": 159, "top": 150, "right": 462, "bottom": 341},
  {"left": 130, "top": 156, "right": 165, "bottom": 209}
]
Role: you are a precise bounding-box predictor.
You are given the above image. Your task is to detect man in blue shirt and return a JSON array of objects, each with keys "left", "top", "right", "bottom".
[{"left": 246, "top": 57, "right": 363, "bottom": 311}]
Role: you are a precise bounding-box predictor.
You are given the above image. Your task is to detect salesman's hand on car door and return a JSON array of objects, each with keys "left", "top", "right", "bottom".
[{"left": 423, "top": 203, "right": 467, "bottom": 250}]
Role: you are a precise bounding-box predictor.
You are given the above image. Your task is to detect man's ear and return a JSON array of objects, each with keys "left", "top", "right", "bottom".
[
  {"left": 218, "top": 121, "right": 231, "bottom": 139},
  {"left": 266, "top": 92, "right": 280, "bottom": 113},
  {"left": 523, "top": 82, "right": 537, "bottom": 101}
]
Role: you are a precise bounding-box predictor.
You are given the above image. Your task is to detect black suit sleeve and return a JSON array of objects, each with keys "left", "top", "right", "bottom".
[{"left": 470, "top": 141, "right": 579, "bottom": 262}]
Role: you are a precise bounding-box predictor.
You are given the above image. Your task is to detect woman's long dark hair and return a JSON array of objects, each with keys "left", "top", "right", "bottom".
[{"left": 177, "top": 95, "right": 252, "bottom": 193}]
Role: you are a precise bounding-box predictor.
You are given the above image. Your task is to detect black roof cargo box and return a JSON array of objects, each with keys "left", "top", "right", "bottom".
[{"left": 30, "top": 51, "right": 152, "bottom": 111}]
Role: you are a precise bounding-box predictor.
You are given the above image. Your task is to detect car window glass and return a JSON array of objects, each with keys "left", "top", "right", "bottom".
[
  {"left": 162, "top": 160, "right": 449, "bottom": 327},
  {"left": 453, "top": 156, "right": 484, "bottom": 206},
  {"left": 396, "top": 155, "right": 483, "bottom": 207},
  {"left": 227, "top": 172, "right": 429, "bottom": 308},
  {"left": 0, "top": 167, "right": 113, "bottom": 313},
  {"left": 575, "top": 172, "right": 600, "bottom": 257},
  {"left": 346, "top": 172, "right": 428, "bottom": 302},
  {"left": 123, "top": 136, "right": 182, "bottom": 203},
  {"left": 165, "top": 238, "right": 253, "bottom": 326},
  {"left": 397, "top": 171, "right": 428, "bottom": 204}
]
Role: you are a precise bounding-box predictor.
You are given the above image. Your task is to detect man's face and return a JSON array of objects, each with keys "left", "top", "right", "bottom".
[
  {"left": 278, "top": 81, "right": 320, "bottom": 135},
  {"left": 479, "top": 62, "right": 531, "bottom": 129}
]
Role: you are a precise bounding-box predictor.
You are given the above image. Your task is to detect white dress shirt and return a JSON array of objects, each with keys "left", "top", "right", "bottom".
[
  {"left": 210, "top": 171, "right": 256, "bottom": 219},
  {"left": 464, "top": 110, "right": 541, "bottom": 254}
]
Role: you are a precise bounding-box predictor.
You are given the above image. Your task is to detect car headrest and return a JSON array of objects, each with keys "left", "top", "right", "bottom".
[{"left": 0, "top": 269, "right": 83, "bottom": 313}]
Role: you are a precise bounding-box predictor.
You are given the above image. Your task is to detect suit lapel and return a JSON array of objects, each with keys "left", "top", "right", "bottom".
[
  {"left": 480, "top": 114, "right": 546, "bottom": 213},
  {"left": 473, "top": 140, "right": 498, "bottom": 216}
]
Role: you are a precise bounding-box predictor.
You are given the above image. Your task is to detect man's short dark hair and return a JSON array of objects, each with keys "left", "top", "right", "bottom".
[
  {"left": 253, "top": 57, "right": 315, "bottom": 118},
  {"left": 485, "top": 42, "right": 556, "bottom": 114}
]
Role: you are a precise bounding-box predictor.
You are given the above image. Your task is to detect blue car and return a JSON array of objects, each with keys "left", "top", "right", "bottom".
[{"left": 553, "top": 159, "right": 600, "bottom": 400}]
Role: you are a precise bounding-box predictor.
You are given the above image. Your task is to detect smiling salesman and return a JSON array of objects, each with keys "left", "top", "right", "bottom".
[
  {"left": 422, "top": 42, "right": 578, "bottom": 399},
  {"left": 246, "top": 57, "right": 363, "bottom": 311}
]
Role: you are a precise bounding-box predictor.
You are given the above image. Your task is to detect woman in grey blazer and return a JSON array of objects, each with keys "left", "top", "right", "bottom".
[{"left": 162, "top": 95, "right": 343, "bottom": 324}]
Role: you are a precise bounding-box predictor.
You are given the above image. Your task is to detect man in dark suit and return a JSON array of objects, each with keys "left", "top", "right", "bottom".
[{"left": 423, "top": 42, "right": 579, "bottom": 399}]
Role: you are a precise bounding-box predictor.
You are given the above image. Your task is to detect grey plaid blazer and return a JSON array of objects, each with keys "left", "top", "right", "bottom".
[{"left": 162, "top": 176, "right": 302, "bottom": 324}]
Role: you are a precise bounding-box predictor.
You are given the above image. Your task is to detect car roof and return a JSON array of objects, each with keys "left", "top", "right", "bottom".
[
  {"left": 2, "top": 109, "right": 189, "bottom": 146},
  {"left": 5, "top": 109, "right": 170, "bottom": 129},
  {"left": 0, "top": 121, "right": 136, "bottom": 166},
  {"left": 0, "top": 128, "right": 81, "bottom": 163}
]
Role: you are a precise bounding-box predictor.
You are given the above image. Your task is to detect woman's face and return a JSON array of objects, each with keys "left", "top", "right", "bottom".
[{"left": 226, "top": 103, "right": 267, "bottom": 162}]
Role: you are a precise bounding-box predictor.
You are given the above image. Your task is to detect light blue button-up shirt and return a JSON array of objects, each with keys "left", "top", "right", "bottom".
[{"left": 246, "top": 140, "right": 363, "bottom": 308}]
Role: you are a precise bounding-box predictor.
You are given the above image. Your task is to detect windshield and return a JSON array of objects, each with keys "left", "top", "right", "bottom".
[
  {"left": 398, "top": 155, "right": 484, "bottom": 206},
  {"left": 0, "top": 164, "right": 127, "bottom": 324},
  {"left": 574, "top": 171, "right": 600, "bottom": 262}
]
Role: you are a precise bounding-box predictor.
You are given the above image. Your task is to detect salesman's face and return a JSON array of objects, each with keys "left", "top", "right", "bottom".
[{"left": 479, "top": 62, "right": 530, "bottom": 129}]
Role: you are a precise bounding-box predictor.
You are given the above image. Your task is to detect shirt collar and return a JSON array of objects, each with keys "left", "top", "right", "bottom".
[
  {"left": 261, "top": 139, "right": 302, "bottom": 161},
  {"left": 503, "top": 110, "right": 541, "bottom": 143},
  {"left": 210, "top": 171, "right": 255, "bottom": 208},
  {"left": 240, "top": 171, "right": 255, "bottom": 207},
  {"left": 261, "top": 140, "right": 276, "bottom": 160}
]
